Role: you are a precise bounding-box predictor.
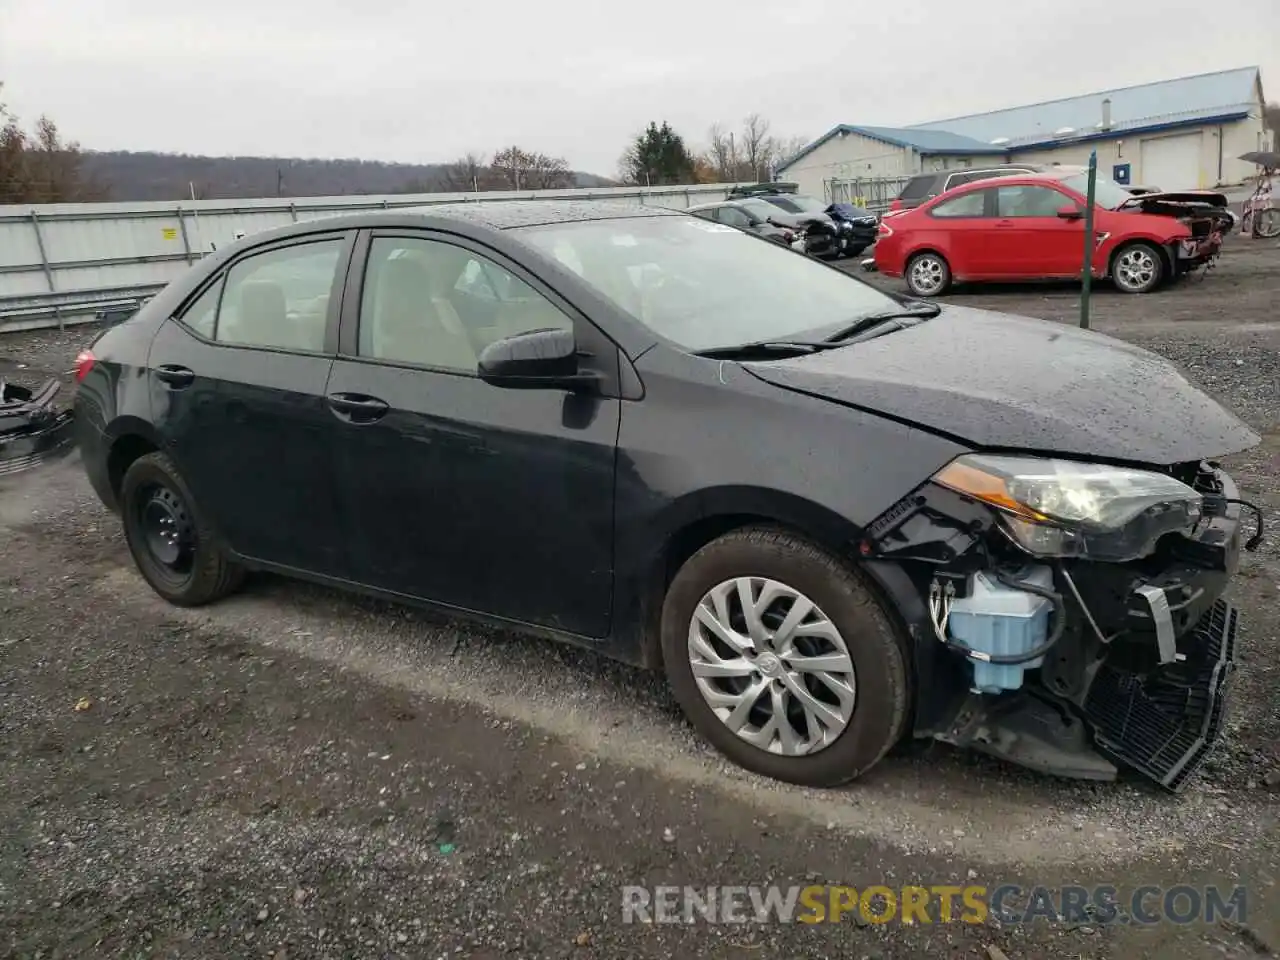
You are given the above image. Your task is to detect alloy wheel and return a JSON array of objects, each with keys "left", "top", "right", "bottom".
[
  {"left": 686, "top": 577, "right": 857, "bottom": 756},
  {"left": 1114, "top": 247, "right": 1158, "bottom": 291},
  {"left": 908, "top": 255, "right": 946, "bottom": 295}
]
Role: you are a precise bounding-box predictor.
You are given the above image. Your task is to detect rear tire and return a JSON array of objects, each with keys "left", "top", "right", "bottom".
[
  {"left": 660, "top": 526, "right": 909, "bottom": 787},
  {"left": 1110, "top": 241, "right": 1164, "bottom": 294},
  {"left": 904, "top": 251, "right": 951, "bottom": 297},
  {"left": 120, "top": 452, "right": 245, "bottom": 606}
]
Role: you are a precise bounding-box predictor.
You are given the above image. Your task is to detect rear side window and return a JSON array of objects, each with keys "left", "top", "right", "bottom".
[
  {"left": 897, "top": 175, "right": 937, "bottom": 200},
  {"left": 178, "top": 279, "right": 223, "bottom": 338},
  {"left": 214, "top": 240, "right": 344, "bottom": 352},
  {"left": 929, "top": 189, "right": 989, "bottom": 218}
]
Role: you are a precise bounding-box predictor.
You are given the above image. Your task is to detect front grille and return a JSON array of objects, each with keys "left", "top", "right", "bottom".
[{"left": 1082, "top": 599, "right": 1237, "bottom": 792}]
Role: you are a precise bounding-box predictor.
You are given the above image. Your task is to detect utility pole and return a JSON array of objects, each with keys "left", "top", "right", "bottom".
[{"left": 1079, "top": 149, "right": 1098, "bottom": 329}]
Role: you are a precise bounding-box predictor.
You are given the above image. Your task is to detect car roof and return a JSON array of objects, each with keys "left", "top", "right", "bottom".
[{"left": 202, "top": 200, "right": 688, "bottom": 259}]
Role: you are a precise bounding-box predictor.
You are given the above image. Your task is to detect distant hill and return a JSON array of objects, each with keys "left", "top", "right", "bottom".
[{"left": 78, "top": 151, "right": 618, "bottom": 202}]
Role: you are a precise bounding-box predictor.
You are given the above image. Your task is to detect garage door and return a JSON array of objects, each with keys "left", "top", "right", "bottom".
[{"left": 1139, "top": 132, "right": 1203, "bottom": 191}]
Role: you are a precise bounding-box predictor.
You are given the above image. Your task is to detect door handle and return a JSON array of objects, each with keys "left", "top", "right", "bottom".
[
  {"left": 326, "top": 393, "right": 389, "bottom": 423},
  {"left": 994, "top": 219, "right": 1015, "bottom": 227},
  {"left": 155, "top": 365, "right": 195, "bottom": 388}
]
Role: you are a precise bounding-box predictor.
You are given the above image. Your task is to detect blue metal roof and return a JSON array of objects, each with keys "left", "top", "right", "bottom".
[
  {"left": 777, "top": 123, "right": 1004, "bottom": 172},
  {"left": 907, "top": 67, "right": 1262, "bottom": 149}
]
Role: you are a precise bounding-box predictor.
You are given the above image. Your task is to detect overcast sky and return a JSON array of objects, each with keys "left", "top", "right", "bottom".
[{"left": 1, "top": 0, "right": 1276, "bottom": 177}]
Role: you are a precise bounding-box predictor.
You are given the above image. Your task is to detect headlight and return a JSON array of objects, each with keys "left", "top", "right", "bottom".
[{"left": 932, "top": 454, "right": 1202, "bottom": 562}]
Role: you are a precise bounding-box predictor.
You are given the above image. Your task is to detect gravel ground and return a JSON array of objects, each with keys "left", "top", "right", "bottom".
[{"left": 1, "top": 237, "right": 1278, "bottom": 959}]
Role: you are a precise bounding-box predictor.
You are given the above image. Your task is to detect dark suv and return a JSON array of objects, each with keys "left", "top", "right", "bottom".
[{"left": 888, "top": 164, "right": 1064, "bottom": 212}]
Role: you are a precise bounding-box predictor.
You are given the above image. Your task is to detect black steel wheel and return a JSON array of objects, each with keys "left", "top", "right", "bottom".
[{"left": 120, "top": 451, "right": 245, "bottom": 606}]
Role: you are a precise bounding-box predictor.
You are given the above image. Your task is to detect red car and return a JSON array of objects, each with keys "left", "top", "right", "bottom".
[{"left": 873, "top": 170, "right": 1233, "bottom": 296}]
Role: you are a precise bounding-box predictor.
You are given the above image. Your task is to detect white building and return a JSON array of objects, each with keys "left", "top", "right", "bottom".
[{"left": 779, "top": 66, "right": 1273, "bottom": 199}]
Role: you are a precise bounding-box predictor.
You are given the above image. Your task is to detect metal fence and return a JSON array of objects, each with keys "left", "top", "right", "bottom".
[
  {"left": 0, "top": 182, "right": 755, "bottom": 334},
  {"left": 824, "top": 176, "right": 912, "bottom": 212}
]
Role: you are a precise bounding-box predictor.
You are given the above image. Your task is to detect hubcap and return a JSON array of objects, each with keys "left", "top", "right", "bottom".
[
  {"left": 1116, "top": 248, "right": 1156, "bottom": 290},
  {"left": 687, "top": 577, "right": 857, "bottom": 757},
  {"left": 138, "top": 483, "right": 195, "bottom": 574},
  {"left": 909, "top": 256, "right": 944, "bottom": 294}
]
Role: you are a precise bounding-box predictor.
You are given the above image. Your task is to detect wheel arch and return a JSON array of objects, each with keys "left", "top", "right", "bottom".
[
  {"left": 626, "top": 486, "right": 873, "bottom": 671},
  {"left": 103, "top": 418, "right": 164, "bottom": 502}
]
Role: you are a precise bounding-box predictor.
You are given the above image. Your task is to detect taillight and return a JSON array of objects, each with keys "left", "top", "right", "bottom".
[
  {"left": 74, "top": 349, "right": 96, "bottom": 383},
  {"left": 877, "top": 221, "right": 894, "bottom": 239}
]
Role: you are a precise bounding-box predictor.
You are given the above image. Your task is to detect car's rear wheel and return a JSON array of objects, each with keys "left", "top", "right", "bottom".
[
  {"left": 120, "top": 452, "right": 244, "bottom": 606},
  {"left": 905, "top": 251, "right": 951, "bottom": 296},
  {"left": 660, "top": 526, "right": 908, "bottom": 787},
  {"left": 1111, "top": 241, "right": 1164, "bottom": 294}
]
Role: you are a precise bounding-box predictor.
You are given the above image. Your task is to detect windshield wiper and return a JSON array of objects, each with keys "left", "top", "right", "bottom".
[
  {"left": 695, "top": 340, "right": 841, "bottom": 359},
  {"left": 823, "top": 301, "right": 942, "bottom": 343}
]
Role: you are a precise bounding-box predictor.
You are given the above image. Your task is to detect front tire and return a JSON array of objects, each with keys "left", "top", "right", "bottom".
[
  {"left": 1111, "top": 241, "right": 1164, "bottom": 294},
  {"left": 660, "top": 527, "right": 909, "bottom": 787},
  {"left": 120, "top": 452, "right": 245, "bottom": 606},
  {"left": 905, "top": 251, "right": 951, "bottom": 297}
]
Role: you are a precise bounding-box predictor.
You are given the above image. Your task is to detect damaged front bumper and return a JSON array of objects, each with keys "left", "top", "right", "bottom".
[
  {"left": 0, "top": 378, "right": 77, "bottom": 477},
  {"left": 863, "top": 460, "right": 1259, "bottom": 792}
]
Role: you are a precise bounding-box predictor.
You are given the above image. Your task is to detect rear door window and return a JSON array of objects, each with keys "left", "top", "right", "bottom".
[{"left": 213, "top": 239, "right": 345, "bottom": 352}]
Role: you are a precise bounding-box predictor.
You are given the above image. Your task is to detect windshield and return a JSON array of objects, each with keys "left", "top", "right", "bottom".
[
  {"left": 1059, "top": 173, "right": 1135, "bottom": 210},
  {"left": 514, "top": 215, "right": 899, "bottom": 352}
]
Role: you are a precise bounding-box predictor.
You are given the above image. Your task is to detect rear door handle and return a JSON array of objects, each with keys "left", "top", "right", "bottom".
[
  {"left": 155, "top": 365, "right": 195, "bottom": 388},
  {"left": 326, "top": 393, "right": 389, "bottom": 423},
  {"left": 995, "top": 219, "right": 1016, "bottom": 227}
]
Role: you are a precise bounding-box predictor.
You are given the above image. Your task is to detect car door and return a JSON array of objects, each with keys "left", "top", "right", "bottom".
[
  {"left": 992, "top": 184, "right": 1086, "bottom": 277},
  {"left": 922, "top": 187, "right": 998, "bottom": 276},
  {"left": 323, "top": 229, "right": 621, "bottom": 638},
  {"left": 146, "top": 230, "right": 355, "bottom": 576}
]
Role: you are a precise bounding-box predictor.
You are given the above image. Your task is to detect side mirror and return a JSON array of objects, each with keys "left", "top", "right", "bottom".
[
  {"left": 1057, "top": 205, "right": 1085, "bottom": 220},
  {"left": 477, "top": 327, "right": 597, "bottom": 391}
]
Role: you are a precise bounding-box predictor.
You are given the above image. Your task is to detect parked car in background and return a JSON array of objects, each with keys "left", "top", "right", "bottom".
[
  {"left": 73, "top": 200, "right": 1260, "bottom": 795},
  {"left": 874, "top": 170, "right": 1233, "bottom": 296},
  {"left": 825, "top": 202, "right": 880, "bottom": 256},
  {"left": 727, "top": 183, "right": 845, "bottom": 257},
  {"left": 687, "top": 200, "right": 802, "bottom": 249},
  {"left": 888, "top": 164, "right": 1059, "bottom": 213}
]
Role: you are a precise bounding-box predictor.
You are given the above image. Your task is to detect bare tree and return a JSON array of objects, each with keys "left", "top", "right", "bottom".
[
  {"left": 491, "top": 145, "right": 573, "bottom": 191},
  {"left": 706, "top": 123, "right": 738, "bottom": 181},
  {"left": 740, "top": 113, "right": 772, "bottom": 182},
  {"left": 439, "top": 151, "right": 490, "bottom": 192},
  {"left": 0, "top": 85, "right": 102, "bottom": 203}
]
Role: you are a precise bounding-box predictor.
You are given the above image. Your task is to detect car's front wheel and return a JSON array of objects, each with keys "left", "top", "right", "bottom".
[
  {"left": 120, "top": 451, "right": 245, "bottom": 606},
  {"left": 660, "top": 526, "right": 909, "bottom": 787},
  {"left": 1111, "top": 241, "right": 1164, "bottom": 294}
]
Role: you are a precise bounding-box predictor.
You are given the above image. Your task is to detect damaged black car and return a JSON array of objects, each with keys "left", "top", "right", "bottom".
[
  {"left": 72, "top": 201, "right": 1262, "bottom": 792},
  {"left": 1, "top": 375, "right": 76, "bottom": 477}
]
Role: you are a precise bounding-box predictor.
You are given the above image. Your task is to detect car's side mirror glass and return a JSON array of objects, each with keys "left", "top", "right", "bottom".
[{"left": 1057, "top": 205, "right": 1085, "bottom": 220}]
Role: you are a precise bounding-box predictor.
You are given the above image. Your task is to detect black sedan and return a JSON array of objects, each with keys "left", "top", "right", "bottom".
[
  {"left": 72, "top": 200, "right": 1261, "bottom": 792},
  {"left": 686, "top": 200, "right": 801, "bottom": 248}
]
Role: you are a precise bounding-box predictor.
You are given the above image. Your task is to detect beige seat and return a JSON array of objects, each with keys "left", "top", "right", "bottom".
[{"left": 373, "top": 258, "right": 477, "bottom": 372}]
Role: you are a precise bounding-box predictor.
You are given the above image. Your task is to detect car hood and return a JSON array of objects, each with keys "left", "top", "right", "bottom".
[
  {"left": 745, "top": 306, "right": 1259, "bottom": 466},
  {"left": 1118, "top": 190, "right": 1230, "bottom": 211}
]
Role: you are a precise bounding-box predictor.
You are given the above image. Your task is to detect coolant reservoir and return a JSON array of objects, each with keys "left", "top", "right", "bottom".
[{"left": 947, "top": 566, "right": 1054, "bottom": 694}]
